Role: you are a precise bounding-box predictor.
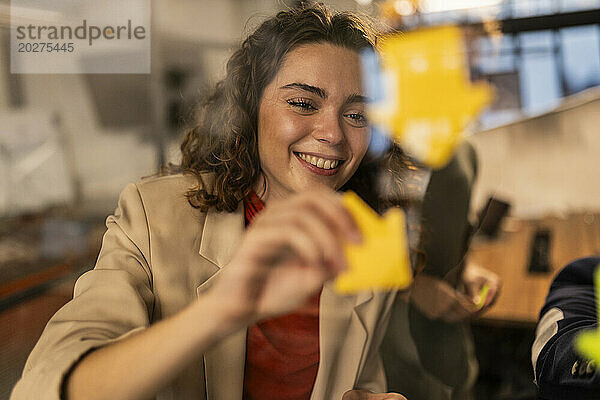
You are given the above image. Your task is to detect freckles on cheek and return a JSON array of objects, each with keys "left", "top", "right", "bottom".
[
  {"left": 267, "top": 118, "right": 308, "bottom": 160},
  {"left": 259, "top": 110, "right": 305, "bottom": 169},
  {"left": 279, "top": 116, "right": 307, "bottom": 142}
]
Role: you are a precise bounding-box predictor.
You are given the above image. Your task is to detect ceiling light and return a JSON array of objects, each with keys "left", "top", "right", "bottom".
[{"left": 421, "top": 0, "right": 503, "bottom": 13}]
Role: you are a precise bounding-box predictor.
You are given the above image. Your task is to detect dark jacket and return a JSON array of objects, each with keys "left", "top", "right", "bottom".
[{"left": 533, "top": 256, "right": 600, "bottom": 400}]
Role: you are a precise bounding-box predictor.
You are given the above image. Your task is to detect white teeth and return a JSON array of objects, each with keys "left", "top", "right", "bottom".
[{"left": 296, "top": 152, "right": 341, "bottom": 170}]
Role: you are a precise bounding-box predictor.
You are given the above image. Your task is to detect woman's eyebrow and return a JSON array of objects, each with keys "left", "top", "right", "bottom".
[
  {"left": 281, "top": 82, "right": 327, "bottom": 99},
  {"left": 280, "top": 83, "right": 369, "bottom": 104},
  {"left": 345, "top": 93, "right": 369, "bottom": 104}
]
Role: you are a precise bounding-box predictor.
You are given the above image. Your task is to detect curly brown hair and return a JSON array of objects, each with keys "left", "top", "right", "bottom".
[{"left": 178, "top": 3, "right": 408, "bottom": 213}]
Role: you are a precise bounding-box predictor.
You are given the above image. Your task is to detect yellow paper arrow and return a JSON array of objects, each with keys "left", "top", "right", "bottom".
[
  {"left": 574, "top": 264, "right": 600, "bottom": 361},
  {"left": 334, "top": 191, "right": 412, "bottom": 293},
  {"left": 369, "top": 25, "right": 494, "bottom": 168}
]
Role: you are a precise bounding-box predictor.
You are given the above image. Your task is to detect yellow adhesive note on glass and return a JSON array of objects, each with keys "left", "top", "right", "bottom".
[
  {"left": 369, "top": 25, "right": 493, "bottom": 168},
  {"left": 575, "top": 264, "right": 600, "bottom": 361},
  {"left": 334, "top": 191, "right": 412, "bottom": 294}
]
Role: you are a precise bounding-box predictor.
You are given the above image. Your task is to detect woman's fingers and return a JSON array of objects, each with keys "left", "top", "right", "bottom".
[
  {"left": 306, "top": 190, "right": 362, "bottom": 243},
  {"left": 475, "top": 277, "right": 501, "bottom": 314},
  {"left": 248, "top": 191, "right": 358, "bottom": 272},
  {"left": 483, "top": 281, "right": 501, "bottom": 309},
  {"left": 246, "top": 225, "right": 323, "bottom": 270},
  {"left": 462, "top": 262, "right": 502, "bottom": 313},
  {"left": 269, "top": 190, "right": 361, "bottom": 244},
  {"left": 265, "top": 209, "right": 348, "bottom": 273}
]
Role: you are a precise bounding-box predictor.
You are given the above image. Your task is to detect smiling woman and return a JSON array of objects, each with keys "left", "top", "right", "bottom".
[
  {"left": 179, "top": 4, "right": 406, "bottom": 213},
  {"left": 11, "top": 4, "right": 408, "bottom": 400}
]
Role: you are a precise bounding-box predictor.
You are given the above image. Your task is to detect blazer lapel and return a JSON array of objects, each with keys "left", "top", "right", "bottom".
[
  {"left": 197, "top": 205, "right": 247, "bottom": 400},
  {"left": 199, "top": 204, "right": 245, "bottom": 268},
  {"left": 312, "top": 282, "right": 373, "bottom": 400}
]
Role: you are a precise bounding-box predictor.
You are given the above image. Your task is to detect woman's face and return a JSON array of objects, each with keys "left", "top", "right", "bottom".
[{"left": 256, "top": 42, "right": 371, "bottom": 200}]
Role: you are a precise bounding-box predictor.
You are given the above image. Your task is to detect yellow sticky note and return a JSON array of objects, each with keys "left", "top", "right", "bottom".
[
  {"left": 475, "top": 283, "right": 490, "bottom": 310},
  {"left": 334, "top": 191, "right": 412, "bottom": 293},
  {"left": 574, "top": 264, "right": 600, "bottom": 361},
  {"left": 369, "top": 25, "right": 493, "bottom": 168}
]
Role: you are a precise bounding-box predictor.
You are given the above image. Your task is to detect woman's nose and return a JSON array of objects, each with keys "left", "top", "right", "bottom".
[{"left": 312, "top": 113, "right": 345, "bottom": 145}]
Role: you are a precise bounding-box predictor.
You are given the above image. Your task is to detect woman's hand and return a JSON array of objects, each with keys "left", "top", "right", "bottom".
[
  {"left": 409, "top": 262, "right": 501, "bottom": 322},
  {"left": 208, "top": 189, "right": 361, "bottom": 327},
  {"left": 461, "top": 261, "right": 501, "bottom": 313},
  {"left": 342, "top": 390, "right": 407, "bottom": 400}
]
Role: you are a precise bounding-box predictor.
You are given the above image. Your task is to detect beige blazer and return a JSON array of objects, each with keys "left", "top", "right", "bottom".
[{"left": 11, "top": 174, "right": 397, "bottom": 400}]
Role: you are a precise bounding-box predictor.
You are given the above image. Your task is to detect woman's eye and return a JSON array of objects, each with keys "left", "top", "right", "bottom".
[
  {"left": 287, "top": 98, "right": 317, "bottom": 112},
  {"left": 345, "top": 112, "right": 368, "bottom": 127}
]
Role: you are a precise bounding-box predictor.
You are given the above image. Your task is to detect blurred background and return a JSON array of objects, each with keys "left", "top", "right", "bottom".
[{"left": 0, "top": 0, "right": 599, "bottom": 399}]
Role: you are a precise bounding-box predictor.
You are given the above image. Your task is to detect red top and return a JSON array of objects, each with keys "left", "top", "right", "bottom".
[{"left": 242, "top": 190, "right": 321, "bottom": 400}]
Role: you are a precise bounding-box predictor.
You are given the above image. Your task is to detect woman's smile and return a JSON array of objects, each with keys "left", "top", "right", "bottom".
[{"left": 293, "top": 151, "right": 344, "bottom": 176}]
